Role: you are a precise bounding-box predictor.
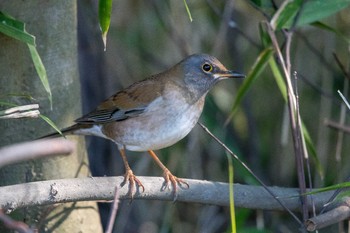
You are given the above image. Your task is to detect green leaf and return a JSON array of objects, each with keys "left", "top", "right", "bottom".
[
  {"left": 0, "top": 101, "right": 17, "bottom": 108},
  {"left": 259, "top": 22, "right": 272, "bottom": 47},
  {"left": 286, "top": 181, "right": 350, "bottom": 198},
  {"left": 269, "top": 57, "right": 287, "bottom": 101},
  {"left": 99, "top": 0, "right": 113, "bottom": 51},
  {"left": 0, "top": 93, "right": 35, "bottom": 101},
  {"left": 301, "top": 122, "right": 324, "bottom": 179},
  {"left": 183, "top": 0, "right": 193, "bottom": 22},
  {"left": 28, "top": 44, "right": 52, "bottom": 108},
  {"left": 0, "top": 12, "right": 51, "bottom": 108},
  {"left": 268, "top": 57, "right": 323, "bottom": 179},
  {"left": 277, "top": 0, "right": 350, "bottom": 29},
  {"left": 271, "top": 0, "right": 302, "bottom": 30},
  {"left": 0, "top": 11, "right": 35, "bottom": 45},
  {"left": 226, "top": 152, "right": 236, "bottom": 233},
  {"left": 296, "top": 0, "right": 350, "bottom": 27},
  {"left": 228, "top": 48, "right": 274, "bottom": 118},
  {"left": 39, "top": 114, "right": 63, "bottom": 136}
]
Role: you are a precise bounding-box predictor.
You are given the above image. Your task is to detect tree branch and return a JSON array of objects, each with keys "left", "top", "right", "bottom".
[
  {"left": 0, "top": 139, "right": 75, "bottom": 168},
  {"left": 0, "top": 176, "right": 333, "bottom": 213},
  {"left": 306, "top": 198, "right": 350, "bottom": 231}
]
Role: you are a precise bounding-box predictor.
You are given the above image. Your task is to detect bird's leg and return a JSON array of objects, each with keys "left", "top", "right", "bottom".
[
  {"left": 147, "top": 150, "right": 189, "bottom": 199},
  {"left": 119, "top": 148, "right": 145, "bottom": 199}
]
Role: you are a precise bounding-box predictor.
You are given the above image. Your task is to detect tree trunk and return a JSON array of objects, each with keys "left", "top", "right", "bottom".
[{"left": 0, "top": 1, "right": 102, "bottom": 232}]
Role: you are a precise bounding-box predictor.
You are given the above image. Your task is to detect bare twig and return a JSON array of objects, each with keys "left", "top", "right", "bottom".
[
  {"left": 294, "top": 72, "right": 316, "bottom": 220},
  {"left": 0, "top": 177, "right": 334, "bottom": 213},
  {"left": 306, "top": 198, "right": 350, "bottom": 231},
  {"left": 0, "top": 104, "right": 40, "bottom": 119},
  {"left": 324, "top": 119, "right": 350, "bottom": 134},
  {"left": 333, "top": 53, "right": 350, "bottom": 80},
  {"left": 338, "top": 90, "right": 350, "bottom": 110},
  {"left": 0, "top": 138, "right": 75, "bottom": 168},
  {"left": 266, "top": 22, "right": 309, "bottom": 223},
  {"left": 198, "top": 122, "right": 302, "bottom": 225},
  {"left": 105, "top": 186, "right": 119, "bottom": 233}
]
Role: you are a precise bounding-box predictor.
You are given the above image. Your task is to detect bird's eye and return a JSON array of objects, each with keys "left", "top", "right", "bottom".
[{"left": 202, "top": 63, "right": 213, "bottom": 73}]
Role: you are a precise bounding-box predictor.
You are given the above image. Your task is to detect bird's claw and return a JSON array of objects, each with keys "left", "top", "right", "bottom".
[
  {"left": 162, "top": 169, "right": 189, "bottom": 201},
  {"left": 121, "top": 169, "right": 145, "bottom": 200}
]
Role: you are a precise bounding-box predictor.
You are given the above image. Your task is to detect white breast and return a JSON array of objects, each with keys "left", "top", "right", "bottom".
[{"left": 108, "top": 93, "right": 205, "bottom": 151}]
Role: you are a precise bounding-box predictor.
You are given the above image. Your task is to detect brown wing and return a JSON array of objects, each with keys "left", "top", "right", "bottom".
[{"left": 75, "top": 76, "right": 163, "bottom": 124}]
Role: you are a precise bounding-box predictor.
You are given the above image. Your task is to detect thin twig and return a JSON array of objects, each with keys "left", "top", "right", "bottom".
[
  {"left": 295, "top": 72, "right": 316, "bottom": 220},
  {"left": 197, "top": 122, "right": 302, "bottom": 225},
  {"left": 324, "top": 119, "right": 350, "bottom": 134},
  {"left": 306, "top": 198, "right": 350, "bottom": 231},
  {"left": 338, "top": 90, "right": 350, "bottom": 110},
  {"left": 267, "top": 22, "right": 309, "bottom": 223},
  {"left": 333, "top": 53, "right": 350, "bottom": 80},
  {"left": 105, "top": 186, "right": 119, "bottom": 233}
]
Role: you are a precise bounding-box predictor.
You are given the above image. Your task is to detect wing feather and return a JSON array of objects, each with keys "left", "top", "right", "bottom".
[{"left": 75, "top": 76, "right": 164, "bottom": 124}]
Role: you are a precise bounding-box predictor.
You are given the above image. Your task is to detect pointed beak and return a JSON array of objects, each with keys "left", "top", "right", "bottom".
[
  {"left": 215, "top": 70, "right": 245, "bottom": 79},
  {"left": 214, "top": 70, "right": 245, "bottom": 80}
]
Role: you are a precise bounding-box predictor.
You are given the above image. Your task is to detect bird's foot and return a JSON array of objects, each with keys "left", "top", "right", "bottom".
[
  {"left": 161, "top": 169, "right": 189, "bottom": 201},
  {"left": 121, "top": 169, "right": 145, "bottom": 200}
]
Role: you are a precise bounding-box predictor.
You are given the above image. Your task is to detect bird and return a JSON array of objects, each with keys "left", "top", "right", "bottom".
[{"left": 44, "top": 54, "right": 244, "bottom": 199}]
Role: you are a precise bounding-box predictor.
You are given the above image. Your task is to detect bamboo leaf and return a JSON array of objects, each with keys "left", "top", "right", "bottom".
[
  {"left": 267, "top": 52, "right": 322, "bottom": 179},
  {"left": 0, "top": 102, "right": 17, "bottom": 108},
  {"left": 183, "top": 0, "right": 193, "bottom": 22},
  {"left": 0, "top": 12, "right": 51, "bottom": 108},
  {"left": 269, "top": 57, "right": 287, "bottom": 100},
  {"left": 227, "top": 48, "right": 274, "bottom": 121},
  {"left": 259, "top": 22, "right": 272, "bottom": 47},
  {"left": 226, "top": 152, "right": 236, "bottom": 233},
  {"left": 271, "top": 0, "right": 302, "bottom": 30},
  {"left": 285, "top": 181, "right": 350, "bottom": 198},
  {"left": 302, "top": 122, "right": 324, "bottom": 179},
  {"left": 276, "top": 0, "right": 350, "bottom": 29},
  {"left": 294, "top": 0, "right": 350, "bottom": 27},
  {"left": 39, "top": 114, "right": 63, "bottom": 136},
  {"left": 28, "top": 44, "right": 52, "bottom": 109},
  {"left": 99, "top": 0, "right": 113, "bottom": 51},
  {"left": 0, "top": 11, "right": 35, "bottom": 45}
]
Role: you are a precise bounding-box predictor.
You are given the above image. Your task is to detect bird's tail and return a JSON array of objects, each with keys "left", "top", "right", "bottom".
[{"left": 39, "top": 124, "right": 91, "bottom": 139}]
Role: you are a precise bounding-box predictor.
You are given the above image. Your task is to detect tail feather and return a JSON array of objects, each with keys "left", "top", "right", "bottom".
[{"left": 40, "top": 124, "right": 92, "bottom": 139}]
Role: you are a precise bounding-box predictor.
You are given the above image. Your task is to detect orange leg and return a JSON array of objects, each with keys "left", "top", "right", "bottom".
[
  {"left": 119, "top": 148, "right": 145, "bottom": 199},
  {"left": 147, "top": 150, "right": 189, "bottom": 199}
]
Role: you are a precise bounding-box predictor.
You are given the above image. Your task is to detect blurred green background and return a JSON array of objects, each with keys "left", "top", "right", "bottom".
[
  {"left": 1, "top": 0, "right": 350, "bottom": 232},
  {"left": 78, "top": 0, "right": 350, "bottom": 232}
]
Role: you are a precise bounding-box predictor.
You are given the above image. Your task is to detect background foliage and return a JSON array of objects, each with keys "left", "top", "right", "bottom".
[
  {"left": 79, "top": 0, "right": 350, "bottom": 232},
  {"left": 1, "top": 0, "right": 350, "bottom": 232},
  {"left": 79, "top": 1, "right": 350, "bottom": 232}
]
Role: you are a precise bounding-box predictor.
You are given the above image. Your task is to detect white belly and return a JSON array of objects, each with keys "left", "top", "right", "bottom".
[{"left": 104, "top": 95, "right": 205, "bottom": 151}]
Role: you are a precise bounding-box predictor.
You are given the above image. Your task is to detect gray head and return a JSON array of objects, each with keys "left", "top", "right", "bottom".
[{"left": 177, "top": 54, "right": 244, "bottom": 101}]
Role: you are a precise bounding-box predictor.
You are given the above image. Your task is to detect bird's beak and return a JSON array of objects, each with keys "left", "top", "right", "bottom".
[{"left": 214, "top": 70, "right": 245, "bottom": 80}]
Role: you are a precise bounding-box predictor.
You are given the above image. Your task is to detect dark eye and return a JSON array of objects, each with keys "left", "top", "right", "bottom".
[{"left": 202, "top": 63, "right": 213, "bottom": 72}]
